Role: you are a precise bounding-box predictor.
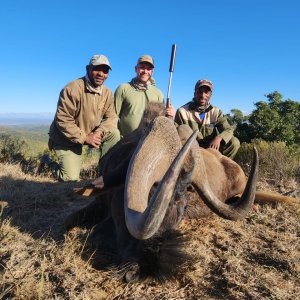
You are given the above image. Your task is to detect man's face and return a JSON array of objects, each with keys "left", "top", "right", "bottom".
[
  {"left": 87, "top": 65, "right": 110, "bottom": 87},
  {"left": 135, "top": 62, "right": 154, "bottom": 83},
  {"left": 194, "top": 85, "right": 212, "bottom": 107}
]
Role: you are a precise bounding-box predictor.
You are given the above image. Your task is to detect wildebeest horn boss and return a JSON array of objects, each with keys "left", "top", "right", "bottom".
[{"left": 66, "top": 103, "right": 259, "bottom": 282}]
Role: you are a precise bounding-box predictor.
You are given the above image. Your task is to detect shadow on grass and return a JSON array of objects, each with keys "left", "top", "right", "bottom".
[{"left": 0, "top": 175, "right": 92, "bottom": 241}]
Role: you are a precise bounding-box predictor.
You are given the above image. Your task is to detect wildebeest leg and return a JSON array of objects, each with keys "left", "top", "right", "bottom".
[
  {"left": 64, "top": 194, "right": 110, "bottom": 231},
  {"left": 89, "top": 215, "right": 117, "bottom": 251},
  {"left": 110, "top": 187, "right": 143, "bottom": 282}
]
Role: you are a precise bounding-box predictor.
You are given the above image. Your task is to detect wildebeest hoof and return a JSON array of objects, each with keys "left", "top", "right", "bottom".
[
  {"left": 124, "top": 263, "right": 140, "bottom": 283},
  {"left": 125, "top": 270, "right": 140, "bottom": 283},
  {"left": 64, "top": 211, "right": 82, "bottom": 231},
  {"left": 64, "top": 211, "right": 93, "bottom": 231}
]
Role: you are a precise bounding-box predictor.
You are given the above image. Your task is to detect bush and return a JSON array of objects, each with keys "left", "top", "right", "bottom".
[
  {"left": 0, "top": 135, "right": 41, "bottom": 174},
  {"left": 235, "top": 139, "right": 300, "bottom": 185},
  {"left": 0, "top": 134, "right": 28, "bottom": 163}
]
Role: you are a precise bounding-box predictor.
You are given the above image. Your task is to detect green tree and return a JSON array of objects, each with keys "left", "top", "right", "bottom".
[
  {"left": 249, "top": 91, "right": 300, "bottom": 145},
  {"left": 230, "top": 91, "right": 300, "bottom": 145},
  {"left": 226, "top": 109, "right": 253, "bottom": 143}
]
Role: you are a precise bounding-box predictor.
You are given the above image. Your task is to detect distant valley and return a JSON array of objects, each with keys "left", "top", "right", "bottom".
[
  {"left": 0, "top": 112, "right": 53, "bottom": 126},
  {"left": 0, "top": 114, "right": 51, "bottom": 157}
]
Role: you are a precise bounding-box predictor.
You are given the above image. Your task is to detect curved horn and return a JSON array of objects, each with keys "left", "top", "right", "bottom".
[
  {"left": 124, "top": 116, "right": 197, "bottom": 240},
  {"left": 193, "top": 146, "right": 259, "bottom": 220}
]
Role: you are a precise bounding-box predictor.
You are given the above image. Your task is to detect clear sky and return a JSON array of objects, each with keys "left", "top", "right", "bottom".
[{"left": 0, "top": 0, "right": 299, "bottom": 116}]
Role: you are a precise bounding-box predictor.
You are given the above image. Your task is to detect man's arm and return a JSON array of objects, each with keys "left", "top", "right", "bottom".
[
  {"left": 55, "top": 85, "right": 86, "bottom": 144},
  {"left": 174, "top": 108, "right": 185, "bottom": 126},
  {"left": 215, "top": 111, "right": 234, "bottom": 144},
  {"left": 96, "top": 91, "right": 118, "bottom": 136},
  {"left": 114, "top": 85, "right": 124, "bottom": 117}
]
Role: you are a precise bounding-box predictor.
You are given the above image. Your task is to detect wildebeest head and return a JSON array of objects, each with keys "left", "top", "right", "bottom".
[{"left": 122, "top": 112, "right": 258, "bottom": 240}]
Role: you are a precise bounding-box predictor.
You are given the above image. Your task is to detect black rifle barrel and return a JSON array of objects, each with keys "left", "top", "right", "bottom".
[
  {"left": 166, "top": 44, "right": 177, "bottom": 108},
  {"left": 169, "top": 44, "right": 177, "bottom": 72}
]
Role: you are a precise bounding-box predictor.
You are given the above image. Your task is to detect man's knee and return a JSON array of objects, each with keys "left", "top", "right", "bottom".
[
  {"left": 56, "top": 161, "right": 81, "bottom": 182},
  {"left": 231, "top": 136, "right": 240, "bottom": 150},
  {"left": 223, "top": 136, "right": 240, "bottom": 159},
  {"left": 100, "top": 129, "right": 121, "bottom": 159},
  {"left": 53, "top": 145, "right": 82, "bottom": 182}
]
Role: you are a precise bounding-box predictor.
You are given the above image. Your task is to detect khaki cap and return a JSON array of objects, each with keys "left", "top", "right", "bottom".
[
  {"left": 137, "top": 54, "right": 154, "bottom": 68},
  {"left": 195, "top": 79, "right": 213, "bottom": 91},
  {"left": 89, "top": 54, "right": 112, "bottom": 70}
]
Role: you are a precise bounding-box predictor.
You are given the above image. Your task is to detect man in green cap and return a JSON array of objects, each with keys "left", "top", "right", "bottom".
[
  {"left": 115, "top": 54, "right": 175, "bottom": 137},
  {"left": 48, "top": 54, "right": 120, "bottom": 181},
  {"left": 175, "top": 79, "right": 240, "bottom": 159}
]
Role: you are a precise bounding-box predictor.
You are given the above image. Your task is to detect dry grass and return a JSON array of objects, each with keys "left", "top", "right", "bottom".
[{"left": 0, "top": 163, "right": 299, "bottom": 299}]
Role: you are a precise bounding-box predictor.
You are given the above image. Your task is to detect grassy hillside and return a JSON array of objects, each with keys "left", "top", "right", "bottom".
[
  {"left": 0, "top": 124, "right": 49, "bottom": 158},
  {"left": 0, "top": 124, "right": 49, "bottom": 139},
  {"left": 0, "top": 163, "right": 299, "bottom": 299}
]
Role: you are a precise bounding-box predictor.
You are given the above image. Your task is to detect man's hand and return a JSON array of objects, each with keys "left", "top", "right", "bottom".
[
  {"left": 165, "top": 104, "right": 175, "bottom": 118},
  {"left": 208, "top": 136, "right": 223, "bottom": 151},
  {"left": 85, "top": 132, "right": 102, "bottom": 149}
]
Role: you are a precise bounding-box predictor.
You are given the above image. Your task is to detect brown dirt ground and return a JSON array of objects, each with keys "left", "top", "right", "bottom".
[{"left": 0, "top": 163, "right": 299, "bottom": 300}]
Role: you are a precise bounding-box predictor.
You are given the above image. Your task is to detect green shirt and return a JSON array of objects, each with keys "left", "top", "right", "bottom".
[{"left": 115, "top": 82, "right": 164, "bottom": 136}]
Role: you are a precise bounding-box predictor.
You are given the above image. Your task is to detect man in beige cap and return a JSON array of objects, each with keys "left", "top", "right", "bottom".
[
  {"left": 175, "top": 79, "right": 240, "bottom": 159},
  {"left": 48, "top": 54, "right": 120, "bottom": 181},
  {"left": 115, "top": 54, "right": 175, "bottom": 137}
]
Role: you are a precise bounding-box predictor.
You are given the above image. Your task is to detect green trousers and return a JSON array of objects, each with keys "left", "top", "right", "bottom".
[
  {"left": 198, "top": 136, "right": 240, "bottom": 159},
  {"left": 53, "top": 129, "right": 120, "bottom": 181}
]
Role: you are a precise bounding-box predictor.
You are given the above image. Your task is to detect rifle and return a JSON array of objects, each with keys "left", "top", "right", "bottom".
[{"left": 166, "top": 44, "right": 177, "bottom": 108}]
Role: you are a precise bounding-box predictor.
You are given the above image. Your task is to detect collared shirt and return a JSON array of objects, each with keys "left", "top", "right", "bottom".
[
  {"left": 114, "top": 81, "right": 164, "bottom": 136},
  {"left": 49, "top": 77, "right": 118, "bottom": 147},
  {"left": 175, "top": 101, "right": 234, "bottom": 144}
]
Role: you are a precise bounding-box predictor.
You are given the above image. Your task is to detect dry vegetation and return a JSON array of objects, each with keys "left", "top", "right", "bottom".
[{"left": 0, "top": 162, "right": 300, "bottom": 300}]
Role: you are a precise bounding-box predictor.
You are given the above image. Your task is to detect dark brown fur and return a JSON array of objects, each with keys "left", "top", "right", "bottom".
[{"left": 67, "top": 103, "right": 296, "bottom": 281}]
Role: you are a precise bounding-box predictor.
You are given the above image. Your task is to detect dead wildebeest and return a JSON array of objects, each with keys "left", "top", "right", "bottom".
[{"left": 65, "top": 103, "right": 295, "bottom": 282}]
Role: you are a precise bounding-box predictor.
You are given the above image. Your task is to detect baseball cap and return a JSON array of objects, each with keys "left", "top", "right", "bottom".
[
  {"left": 137, "top": 55, "right": 154, "bottom": 68},
  {"left": 195, "top": 79, "right": 213, "bottom": 91},
  {"left": 89, "top": 54, "right": 112, "bottom": 70}
]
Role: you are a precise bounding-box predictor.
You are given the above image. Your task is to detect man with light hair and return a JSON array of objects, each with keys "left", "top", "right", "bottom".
[
  {"left": 175, "top": 79, "right": 240, "bottom": 159},
  {"left": 48, "top": 54, "right": 120, "bottom": 181},
  {"left": 115, "top": 54, "right": 175, "bottom": 137}
]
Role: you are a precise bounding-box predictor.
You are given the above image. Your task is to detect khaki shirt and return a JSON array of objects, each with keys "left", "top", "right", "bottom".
[{"left": 49, "top": 77, "right": 118, "bottom": 147}]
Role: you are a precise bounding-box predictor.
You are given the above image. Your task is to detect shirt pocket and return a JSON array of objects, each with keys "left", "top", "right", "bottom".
[{"left": 203, "top": 124, "right": 215, "bottom": 137}]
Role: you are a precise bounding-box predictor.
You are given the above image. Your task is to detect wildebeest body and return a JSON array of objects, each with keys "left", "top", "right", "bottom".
[{"left": 66, "top": 103, "right": 259, "bottom": 281}]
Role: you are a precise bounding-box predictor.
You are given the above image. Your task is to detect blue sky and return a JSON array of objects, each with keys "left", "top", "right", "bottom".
[{"left": 0, "top": 0, "right": 299, "bottom": 116}]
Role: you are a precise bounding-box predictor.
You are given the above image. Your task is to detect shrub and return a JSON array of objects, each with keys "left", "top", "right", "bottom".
[
  {"left": 0, "top": 135, "right": 41, "bottom": 174},
  {"left": 0, "top": 134, "right": 28, "bottom": 163},
  {"left": 235, "top": 140, "right": 300, "bottom": 185}
]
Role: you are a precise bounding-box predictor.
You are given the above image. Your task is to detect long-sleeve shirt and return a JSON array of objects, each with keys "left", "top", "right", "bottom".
[
  {"left": 49, "top": 77, "right": 118, "bottom": 147},
  {"left": 115, "top": 82, "right": 164, "bottom": 136},
  {"left": 175, "top": 101, "right": 234, "bottom": 144}
]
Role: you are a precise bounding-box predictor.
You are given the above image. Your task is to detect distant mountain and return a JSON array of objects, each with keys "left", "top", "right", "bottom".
[{"left": 0, "top": 112, "right": 53, "bottom": 125}]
